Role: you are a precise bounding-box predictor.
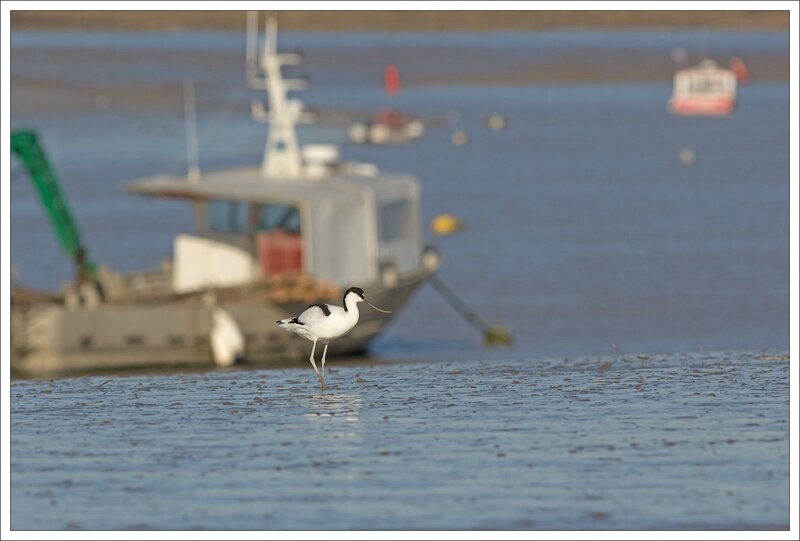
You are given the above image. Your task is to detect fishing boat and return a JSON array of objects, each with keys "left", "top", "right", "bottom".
[
  {"left": 348, "top": 64, "right": 425, "bottom": 145},
  {"left": 10, "top": 14, "right": 440, "bottom": 377},
  {"left": 348, "top": 108, "right": 425, "bottom": 145},
  {"left": 668, "top": 59, "right": 737, "bottom": 116}
]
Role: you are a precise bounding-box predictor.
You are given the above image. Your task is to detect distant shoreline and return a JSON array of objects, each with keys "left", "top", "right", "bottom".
[{"left": 10, "top": 10, "right": 790, "bottom": 32}]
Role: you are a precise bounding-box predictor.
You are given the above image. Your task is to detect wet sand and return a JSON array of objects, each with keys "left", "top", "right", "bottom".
[{"left": 11, "top": 350, "right": 789, "bottom": 530}]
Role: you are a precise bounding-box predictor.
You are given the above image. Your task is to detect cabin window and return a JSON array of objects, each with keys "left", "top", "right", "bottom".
[
  {"left": 208, "top": 201, "right": 300, "bottom": 235},
  {"left": 253, "top": 204, "right": 301, "bottom": 234},
  {"left": 379, "top": 200, "right": 411, "bottom": 242},
  {"left": 686, "top": 76, "right": 725, "bottom": 95},
  {"left": 209, "top": 201, "right": 248, "bottom": 233}
]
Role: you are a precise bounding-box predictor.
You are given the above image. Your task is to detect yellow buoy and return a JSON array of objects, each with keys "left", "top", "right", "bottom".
[
  {"left": 484, "top": 326, "right": 513, "bottom": 347},
  {"left": 431, "top": 214, "right": 464, "bottom": 235}
]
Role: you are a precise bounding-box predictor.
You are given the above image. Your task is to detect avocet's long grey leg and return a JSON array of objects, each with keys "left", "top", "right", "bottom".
[
  {"left": 321, "top": 341, "right": 330, "bottom": 379},
  {"left": 309, "top": 339, "right": 328, "bottom": 391},
  {"left": 309, "top": 339, "right": 321, "bottom": 377}
]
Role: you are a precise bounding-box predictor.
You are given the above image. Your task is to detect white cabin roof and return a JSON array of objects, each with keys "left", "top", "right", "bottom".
[{"left": 125, "top": 166, "right": 418, "bottom": 206}]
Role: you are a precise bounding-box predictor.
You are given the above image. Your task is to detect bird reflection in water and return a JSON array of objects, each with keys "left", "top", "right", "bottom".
[{"left": 305, "top": 393, "right": 362, "bottom": 425}]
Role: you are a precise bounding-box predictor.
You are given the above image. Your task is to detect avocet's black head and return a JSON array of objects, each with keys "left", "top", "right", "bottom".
[{"left": 343, "top": 287, "right": 365, "bottom": 310}]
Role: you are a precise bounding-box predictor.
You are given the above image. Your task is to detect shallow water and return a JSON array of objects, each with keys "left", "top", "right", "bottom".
[{"left": 11, "top": 350, "right": 789, "bottom": 530}]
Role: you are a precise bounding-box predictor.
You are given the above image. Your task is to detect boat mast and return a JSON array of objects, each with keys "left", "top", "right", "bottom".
[
  {"left": 182, "top": 77, "right": 201, "bottom": 182},
  {"left": 247, "top": 12, "right": 305, "bottom": 179}
]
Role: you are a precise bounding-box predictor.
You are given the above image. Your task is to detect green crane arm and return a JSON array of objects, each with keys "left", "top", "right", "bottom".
[{"left": 11, "top": 129, "right": 98, "bottom": 282}]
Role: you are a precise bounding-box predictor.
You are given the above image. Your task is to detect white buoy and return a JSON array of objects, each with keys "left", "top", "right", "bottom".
[
  {"left": 406, "top": 120, "right": 425, "bottom": 138},
  {"left": 369, "top": 124, "right": 391, "bottom": 145},
  {"left": 451, "top": 130, "right": 469, "bottom": 147},
  {"left": 678, "top": 148, "right": 696, "bottom": 165},
  {"left": 348, "top": 123, "right": 368, "bottom": 144},
  {"left": 210, "top": 307, "right": 245, "bottom": 367},
  {"left": 92, "top": 94, "right": 110, "bottom": 110},
  {"left": 670, "top": 47, "right": 688, "bottom": 65},
  {"left": 487, "top": 114, "right": 506, "bottom": 131}
]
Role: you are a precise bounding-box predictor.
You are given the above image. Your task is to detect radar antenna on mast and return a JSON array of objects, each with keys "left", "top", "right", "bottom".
[{"left": 246, "top": 12, "right": 310, "bottom": 179}]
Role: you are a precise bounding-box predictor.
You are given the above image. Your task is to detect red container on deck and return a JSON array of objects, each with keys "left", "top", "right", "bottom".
[{"left": 257, "top": 231, "right": 303, "bottom": 275}]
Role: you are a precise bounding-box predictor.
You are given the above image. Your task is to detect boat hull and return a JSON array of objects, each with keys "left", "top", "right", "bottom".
[
  {"left": 668, "top": 97, "right": 736, "bottom": 116},
  {"left": 11, "top": 269, "right": 431, "bottom": 378}
]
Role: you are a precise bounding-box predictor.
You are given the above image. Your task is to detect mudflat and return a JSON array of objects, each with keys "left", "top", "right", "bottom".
[
  {"left": 10, "top": 350, "right": 789, "bottom": 530},
  {"left": 10, "top": 10, "right": 790, "bottom": 31}
]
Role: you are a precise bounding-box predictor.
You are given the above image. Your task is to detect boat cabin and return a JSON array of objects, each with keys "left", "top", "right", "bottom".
[
  {"left": 126, "top": 166, "right": 423, "bottom": 293},
  {"left": 668, "top": 59, "right": 737, "bottom": 116}
]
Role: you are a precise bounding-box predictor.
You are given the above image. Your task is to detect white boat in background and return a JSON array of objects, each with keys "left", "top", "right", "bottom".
[
  {"left": 668, "top": 59, "right": 737, "bottom": 116},
  {"left": 348, "top": 65, "right": 424, "bottom": 145},
  {"left": 11, "top": 13, "right": 439, "bottom": 377},
  {"left": 349, "top": 108, "right": 425, "bottom": 145}
]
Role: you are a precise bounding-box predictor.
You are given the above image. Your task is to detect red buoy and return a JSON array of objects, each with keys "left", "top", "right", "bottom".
[
  {"left": 384, "top": 64, "right": 401, "bottom": 95},
  {"left": 729, "top": 57, "right": 750, "bottom": 84}
]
